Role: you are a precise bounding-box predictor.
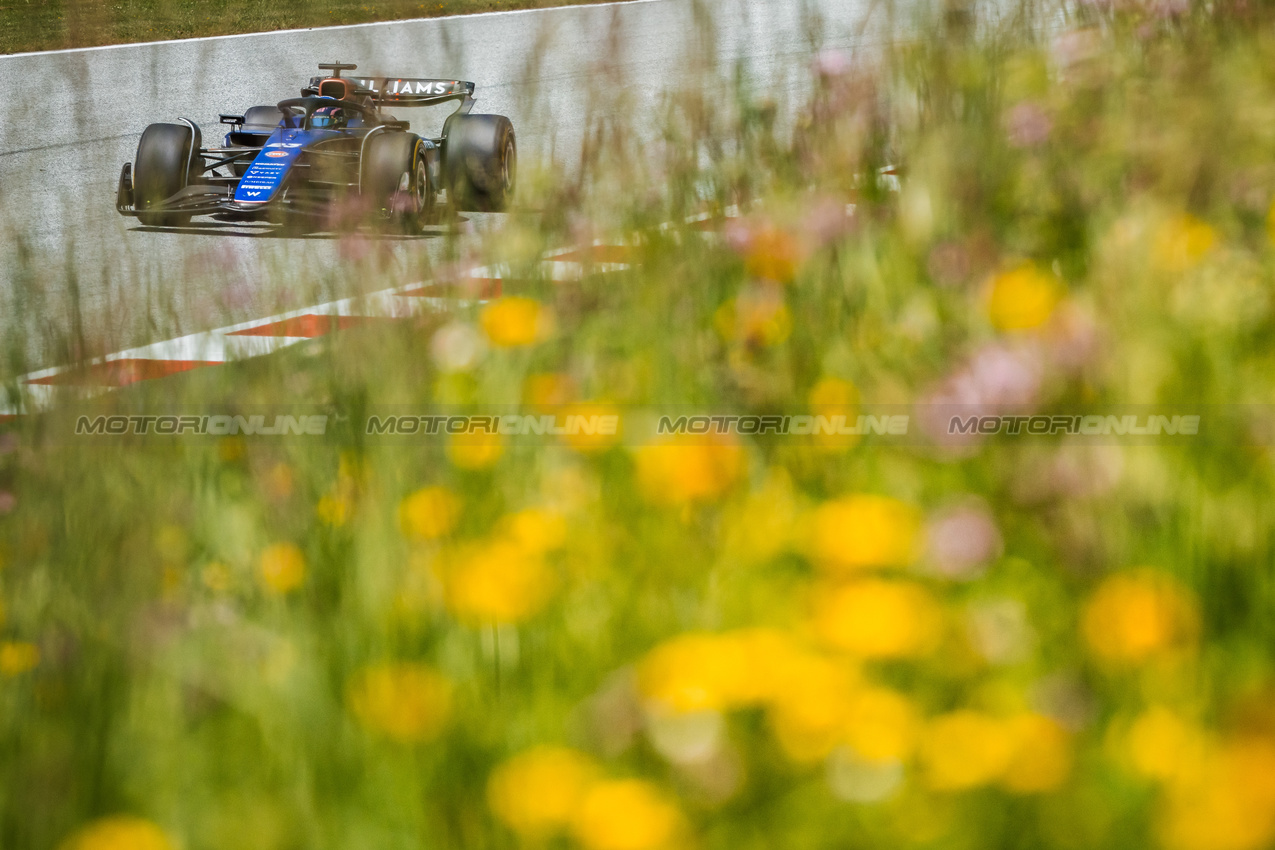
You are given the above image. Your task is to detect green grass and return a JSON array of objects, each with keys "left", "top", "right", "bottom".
[
  {"left": 8, "top": 1, "right": 1275, "bottom": 849},
  {"left": 0, "top": 0, "right": 617, "bottom": 54}
]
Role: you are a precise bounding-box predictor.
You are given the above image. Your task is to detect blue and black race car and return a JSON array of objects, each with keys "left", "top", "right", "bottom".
[{"left": 115, "top": 62, "right": 516, "bottom": 230}]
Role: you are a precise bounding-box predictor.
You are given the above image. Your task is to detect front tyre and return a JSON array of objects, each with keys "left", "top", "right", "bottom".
[
  {"left": 444, "top": 114, "right": 516, "bottom": 213},
  {"left": 134, "top": 122, "right": 200, "bottom": 227}
]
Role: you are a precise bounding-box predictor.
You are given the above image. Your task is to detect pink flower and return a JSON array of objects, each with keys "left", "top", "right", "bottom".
[
  {"left": 917, "top": 343, "right": 1044, "bottom": 446},
  {"left": 802, "top": 196, "right": 856, "bottom": 248},
  {"left": 1006, "top": 102, "right": 1053, "bottom": 148},
  {"left": 0, "top": 491, "right": 16, "bottom": 514},
  {"left": 925, "top": 500, "right": 1004, "bottom": 580},
  {"left": 813, "top": 49, "right": 852, "bottom": 79}
]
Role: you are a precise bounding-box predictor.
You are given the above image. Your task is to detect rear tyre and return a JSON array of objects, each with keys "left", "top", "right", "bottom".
[
  {"left": 134, "top": 122, "right": 200, "bottom": 227},
  {"left": 444, "top": 114, "right": 515, "bottom": 212},
  {"left": 362, "top": 132, "right": 432, "bottom": 233}
]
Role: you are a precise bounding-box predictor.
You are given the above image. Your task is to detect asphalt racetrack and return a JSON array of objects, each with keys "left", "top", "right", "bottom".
[{"left": 0, "top": 0, "right": 877, "bottom": 371}]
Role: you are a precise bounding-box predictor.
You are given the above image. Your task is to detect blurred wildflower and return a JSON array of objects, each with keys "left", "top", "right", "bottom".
[
  {"left": 987, "top": 264, "right": 1060, "bottom": 331},
  {"left": 768, "top": 654, "right": 860, "bottom": 762},
  {"left": 714, "top": 285, "right": 792, "bottom": 347},
  {"left": 1153, "top": 214, "right": 1217, "bottom": 272},
  {"left": 802, "top": 196, "right": 856, "bottom": 248},
  {"left": 814, "top": 579, "right": 943, "bottom": 658},
  {"left": 200, "top": 561, "right": 233, "bottom": 594},
  {"left": 844, "top": 686, "right": 920, "bottom": 762},
  {"left": 646, "top": 709, "right": 725, "bottom": 765},
  {"left": 258, "top": 543, "right": 305, "bottom": 595},
  {"left": 727, "top": 219, "right": 807, "bottom": 283},
  {"left": 523, "top": 372, "right": 576, "bottom": 409},
  {"left": 431, "top": 321, "right": 487, "bottom": 372},
  {"left": 719, "top": 469, "right": 801, "bottom": 564},
  {"left": 965, "top": 598, "right": 1034, "bottom": 665},
  {"left": 316, "top": 491, "right": 352, "bottom": 526},
  {"left": 827, "top": 747, "right": 905, "bottom": 802},
  {"left": 502, "top": 508, "right": 568, "bottom": 555},
  {"left": 440, "top": 539, "right": 558, "bottom": 624},
  {"left": 638, "top": 632, "right": 751, "bottom": 714},
  {"left": 924, "top": 500, "right": 1003, "bottom": 580},
  {"left": 1157, "top": 739, "right": 1275, "bottom": 850},
  {"left": 809, "top": 494, "right": 920, "bottom": 572},
  {"left": 346, "top": 662, "right": 452, "bottom": 743},
  {"left": 1005, "top": 101, "right": 1052, "bottom": 148},
  {"left": 488, "top": 746, "right": 600, "bottom": 839},
  {"left": 0, "top": 491, "right": 20, "bottom": 514},
  {"left": 398, "top": 486, "right": 461, "bottom": 540},
  {"left": 571, "top": 779, "right": 685, "bottom": 850},
  {"left": 920, "top": 710, "right": 1017, "bottom": 790},
  {"left": 808, "top": 377, "right": 861, "bottom": 452},
  {"left": 564, "top": 403, "right": 623, "bottom": 453},
  {"left": 1126, "top": 706, "right": 1210, "bottom": 783},
  {"left": 58, "top": 816, "right": 174, "bottom": 850},
  {"left": 447, "top": 433, "right": 505, "bottom": 469},
  {"left": 1043, "top": 301, "right": 1101, "bottom": 372},
  {"left": 1082, "top": 570, "right": 1199, "bottom": 665},
  {"left": 0, "top": 640, "right": 39, "bottom": 676},
  {"left": 917, "top": 342, "right": 1044, "bottom": 445},
  {"left": 480, "top": 296, "right": 553, "bottom": 347},
  {"left": 1002, "top": 713, "right": 1072, "bottom": 793},
  {"left": 634, "top": 438, "right": 745, "bottom": 506}
]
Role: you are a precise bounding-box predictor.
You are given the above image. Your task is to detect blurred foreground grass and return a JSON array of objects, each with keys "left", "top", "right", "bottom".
[
  {"left": 0, "top": 0, "right": 615, "bottom": 55},
  {"left": 11, "top": 1, "right": 1275, "bottom": 849}
]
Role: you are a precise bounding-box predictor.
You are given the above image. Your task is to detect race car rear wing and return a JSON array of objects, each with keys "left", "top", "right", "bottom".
[{"left": 303, "top": 75, "right": 476, "bottom": 108}]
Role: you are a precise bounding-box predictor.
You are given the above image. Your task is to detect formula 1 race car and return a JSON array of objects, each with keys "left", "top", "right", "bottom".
[{"left": 115, "top": 62, "right": 516, "bottom": 230}]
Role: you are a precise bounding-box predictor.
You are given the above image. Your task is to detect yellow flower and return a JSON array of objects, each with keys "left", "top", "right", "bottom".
[
  {"left": 1001, "top": 713, "right": 1072, "bottom": 793},
  {"left": 258, "top": 543, "right": 305, "bottom": 595},
  {"left": 1082, "top": 570, "right": 1198, "bottom": 665},
  {"left": 634, "top": 438, "right": 745, "bottom": 506},
  {"left": 347, "top": 662, "right": 453, "bottom": 743},
  {"left": 809, "top": 377, "right": 859, "bottom": 412},
  {"left": 399, "top": 486, "right": 461, "bottom": 540},
  {"left": 200, "top": 562, "right": 233, "bottom": 593},
  {"left": 843, "top": 686, "right": 920, "bottom": 763},
  {"left": 1126, "top": 706, "right": 1210, "bottom": 783},
  {"left": 58, "top": 816, "right": 174, "bottom": 850},
  {"left": 1158, "top": 739, "right": 1275, "bottom": 850},
  {"left": 571, "top": 779, "right": 685, "bottom": 850},
  {"left": 488, "top": 746, "right": 600, "bottom": 838},
  {"left": 1156, "top": 213, "right": 1217, "bottom": 272},
  {"left": 767, "top": 653, "right": 860, "bottom": 762},
  {"left": 447, "top": 433, "right": 505, "bottom": 469},
  {"left": 743, "top": 225, "right": 805, "bottom": 283},
  {"left": 502, "top": 508, "right": 568, "bottom": 555},
  {"left": 316, "top": 492, "right": 352, "bottom": 526},
  {"left": 563, "top": 403, "right": 622, "bottom": 453},
  {"left": 920, "top": 710, "right": 1017, "bottom": 791},
  {"left": 986, "top": 264, "right": 1059, "bottom": 331},
  {"left": 637, "top": 632, "right": 753, "bottom": 714},
  {"left": 441, "top": 540, "right": 558, "bottom": 624},
  {"left": 713, "top": 294, "right": 792, "bottom": 346},
  {"left": 0, "top": 641, "right": 39, "bottom": 676},
  {"left": 813, "top": 580, "right": 942, "bottom": 659},
  {"left": 809, "top": 494, "right": 920, "bottom": 572},
  {"left": 480, "top": 296, "right": 551, "bottom": 347}
]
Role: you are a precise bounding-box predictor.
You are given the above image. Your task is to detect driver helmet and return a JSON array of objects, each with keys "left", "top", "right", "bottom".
[{"left": 312, "top": 104, "right": 347, "bottom": 130}]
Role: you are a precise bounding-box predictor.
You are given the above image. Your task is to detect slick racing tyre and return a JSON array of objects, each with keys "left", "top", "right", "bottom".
[
  {"left": 134, "top": 122, "right": 201, "bottom": 227},
  {"left": 443, "top": 113, "right": 515, "bottom": 212},
  {"left": 362, "top": 131, "right": 433, "bottom": 233}
]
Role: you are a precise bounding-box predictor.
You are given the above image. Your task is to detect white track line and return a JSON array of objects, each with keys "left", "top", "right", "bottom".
[{"left": 0, "top": 0, "right": 665, "bottom": 60}]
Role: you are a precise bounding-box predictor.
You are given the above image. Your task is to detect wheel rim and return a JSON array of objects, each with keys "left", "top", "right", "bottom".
[
  {"left": 502, "top": 139, "right": 516, "bottom": 193},
  {"left": 415, "top": 159, "right": 428, "bottom": 213}
]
